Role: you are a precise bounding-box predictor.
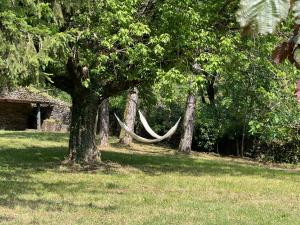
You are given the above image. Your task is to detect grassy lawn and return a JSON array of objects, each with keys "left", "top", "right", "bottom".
[{"left": 0, "top": 131, "right": 299, "bottom": 225}]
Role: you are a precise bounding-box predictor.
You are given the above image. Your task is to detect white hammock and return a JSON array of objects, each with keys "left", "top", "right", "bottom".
[
  {"left": 138, "top": 110, "right": 162, "bottom": 138},
  {"left": 115, "top": 113, "right": 181, "bottom": 143}
]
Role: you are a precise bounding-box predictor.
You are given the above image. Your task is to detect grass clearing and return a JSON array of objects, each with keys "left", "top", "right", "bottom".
[{"left": 0, "top": 130, "right": 299, "bottom": 225}]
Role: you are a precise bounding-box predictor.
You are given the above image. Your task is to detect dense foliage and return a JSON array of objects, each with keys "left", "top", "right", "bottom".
[
  {"left": 0, "top": 0, "right": 171, "bottom": 162},
  {"left": 1, "top": 0, "right": 300, "bottom": 163},
  {"left": 108, "top": 1, "right": 300, "bottom": 163}
]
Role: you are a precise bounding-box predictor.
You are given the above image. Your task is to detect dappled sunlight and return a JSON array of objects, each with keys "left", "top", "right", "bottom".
[
  {"left": 0, "top": 132, "right": 298, "bottom": 178},
  {"left": 0, "top": 131, "right": 299, "bottom": 225}
]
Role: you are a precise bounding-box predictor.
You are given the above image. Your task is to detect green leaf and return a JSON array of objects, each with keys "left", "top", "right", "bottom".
[
  {"left": 82, "top": 79, "right": 90, "bottom": 88},
  {"left": 293, "top": 0, "right": 300, "bottom": 24},
  {"left": 293, "top": 47, "right": 300, "bottom": 65},
  {"left": 237, "top": 0, "right": 290, "bottom": 34}
]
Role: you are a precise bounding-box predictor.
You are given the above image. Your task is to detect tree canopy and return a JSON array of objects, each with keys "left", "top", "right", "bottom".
[
  {"left": 1, "top": 0, "right": 300, "bottom": 163},
  {"left": 1, "top": 0, "right": 171, "bottom": 162}
]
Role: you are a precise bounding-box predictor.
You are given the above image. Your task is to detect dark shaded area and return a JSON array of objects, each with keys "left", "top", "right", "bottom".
[
  {"left": 0, "top": 216, "right": 14, "bottom": 223},
  {"left": 0, "top": 102, "right": 32, "bottom": 130},
  {"left": 0, "top": 147, "right": 66, "bottom": 169},
  {"left": 213, "top": 136, "right": 253, "bottom": 156},
  {"left": 0, "top": 102, "right": 53, "bottom": 130},
  {"left": 104, "top": 143, "right": 299, "bottom": 179},
  {"left": 28, "top": 105, "right": 53, "bottom": 129},
  {"left": 0, "top": 196, "right": 117, "bottom": 212}
]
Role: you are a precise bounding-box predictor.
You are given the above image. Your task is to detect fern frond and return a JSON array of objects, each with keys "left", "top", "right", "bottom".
[{"left": 237, "top": 0, "right": 290, "bottom": 35}]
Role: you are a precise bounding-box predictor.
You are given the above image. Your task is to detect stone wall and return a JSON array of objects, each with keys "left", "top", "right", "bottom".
[
  {"left": 50, "top": 104, "right": 70, "bottom": 125},
  {"left": 0, "top": 102, "right": 32, "bottom": 130},
  {"left": 0, "top": 101, "right": 70, "bottom": 132},
  {"left": 42, "top": 104, "right": 70, "bottom": 132}
]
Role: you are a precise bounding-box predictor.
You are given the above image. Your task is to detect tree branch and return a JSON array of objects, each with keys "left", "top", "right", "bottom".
[
  {"left": 103, "top": 79, "right": 142, "bottom": 98},
  {"left": 49, "top": 76, "right": 74, "bottom": 94},
  {"left": 138, "top": 0, "right": 158, "bottom": 17}
]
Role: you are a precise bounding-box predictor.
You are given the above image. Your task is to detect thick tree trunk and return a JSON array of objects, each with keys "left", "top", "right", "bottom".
[
  {"left": 119, "top": 87, "right": 138, "bottom": 145},
  {"left": 56, "top": 57, "right": 141, "bottom": 164},
  {"left": 68, "top": 89, "right": 101, "bottom": 163},
  {"left": 178, "top": 93, "right": 196, "bottom": 153},
  {"left": 99, "top": 98, "right": 110, "bottom": 147}
]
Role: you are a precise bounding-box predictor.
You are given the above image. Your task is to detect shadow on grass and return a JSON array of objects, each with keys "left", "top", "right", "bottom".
[
  {"left": 1, "top": 147, "right": 65, "bottom": 166},
  {"left": 0, "top": 157, "right": 118, "bottom": 212},
  {"left": 4, "top": 145, "right": 293, "bottom": 180},
  {"left": 1, "top": 144, "right": 298, "bottom": 210},
  {"left": 0, "top": 132, "right": 298, "bottom": 178},
  {"left": 0, "top": 216, "right": 14, "bottom": 223},
  {"left": 101, "top": 150, "right": 299, "bottom": 179},
  {"left": 0, "top": 172, "right": 119, "bottom": 211},
  {"left": 0, "top": 131, "right": 299, "bottom": 212},
  {"left": 0, "top": 196, "right": 117, "bottom": 212}
]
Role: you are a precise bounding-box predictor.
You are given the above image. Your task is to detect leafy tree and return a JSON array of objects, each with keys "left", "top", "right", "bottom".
[
  {"left": 236, "top": 0, "right": 300, "bottom": 162},
  {"left": 237, "top": 0, "right": 291, "bottom": 35},
  {"left": 150, "top": 0, "right": 241, "bottom": 152},
  {"left": 146, "top": 0, "right": 300, "bottom": 161},
  {"left": 0, "top": 0, "right": 168, "bottom": 163},
  {"left": 0, "top": 0, "right": 57, "bottom": 86},
  {"left": 237, "top": 0, "right": 300, "bottom": 68}
]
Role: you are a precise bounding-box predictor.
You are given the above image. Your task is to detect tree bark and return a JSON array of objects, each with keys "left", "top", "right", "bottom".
[
  {"left": 236, "top": 138, "right": 240, "bottom": 157},
  {"left": 178, "top": 93, "right": 196, "bottom": 153},
  {"left": 241, "top": 114, "right": 247, "bottom": 158},
  {"left": 119, "top": 87, "right": 138, "bottom": 145},
  {"left": 50, "top": 54, "right": 144, "bottom": 164},
  {"left": 68, "top": 88, "right": 101, "bottom": 163},
  {"left": 99, "top": 98, "right": 110, "bottom": 147},
  {"left": 206, "top": 74, "right": 216, "bottom": 104}
]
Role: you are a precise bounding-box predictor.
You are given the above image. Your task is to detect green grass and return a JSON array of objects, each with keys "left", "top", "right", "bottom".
[{"left": 0, "top": 130, "right": 299, "bottom": 225}]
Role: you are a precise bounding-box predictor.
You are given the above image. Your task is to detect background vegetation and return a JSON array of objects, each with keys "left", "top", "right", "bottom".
[{"left": 2, "top": 1, "right": 300, "bottom": 162}]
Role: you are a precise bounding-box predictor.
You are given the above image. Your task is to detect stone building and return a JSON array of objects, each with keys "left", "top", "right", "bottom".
[{"left": 0, "top": 88, "right": 70, "bottom": 132}]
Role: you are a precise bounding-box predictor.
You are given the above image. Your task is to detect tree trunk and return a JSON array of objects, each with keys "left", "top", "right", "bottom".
[
  {"left": 178, "top": 93, "right": 196, "bottom": 153},
  {"left": 57, "top": 57, "right": 141, "bottom": 164},
  {"left": 119, "top": 87, "right": 138, "bottom": 145},
  {"left": 241, "top": 114, "right": 247, "bottom": 158},
  {"left": 236, "top": 138, "right": 240, "bottom": 157},
  {"left": 68, "top": 89, "right": 101, "bottom": 164},
  {"left": 99, "top": 98, "right": 110, "bottom": 147},
  {"left": 241, "top": 135, "right": 245, "bottom": 157}
]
